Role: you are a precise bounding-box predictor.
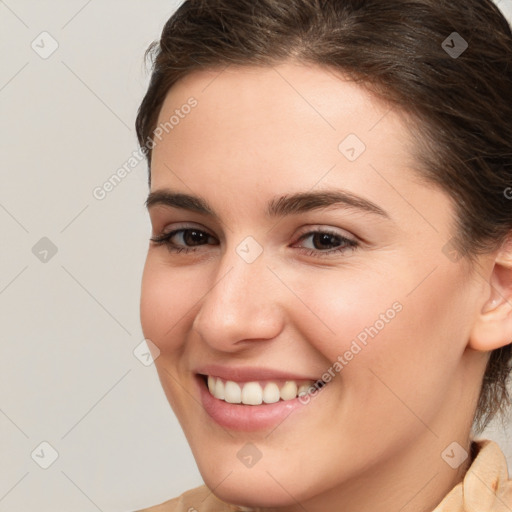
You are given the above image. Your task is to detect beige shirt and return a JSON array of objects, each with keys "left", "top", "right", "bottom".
[{"left": 136, "top": 439, "right": 512, "bottom": 512}]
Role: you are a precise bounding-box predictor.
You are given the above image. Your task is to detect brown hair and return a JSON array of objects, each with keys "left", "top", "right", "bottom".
[{"left": 135, "top": 0, "right": 512, "bottom": 434}]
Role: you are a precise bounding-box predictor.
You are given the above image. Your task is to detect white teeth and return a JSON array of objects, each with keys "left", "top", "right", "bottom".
[
  {"left": 280, "top": 381, "right": 298, "bottom": 401},
  {"left": 241, "top": 382, "right": 263, "bottom": 405},
  {"left": 205, "top": 376, "right": 321, "bottom": 404},
  {"left": 207, "top": 375, "right": 215, "bottom": 394},
  {"left": 224, "top": 380, "right": 242, "bottom": 403},
  {"left": 262, "top": 382, "right": 280, "bottom": 404},
  {"left": 214, "top": 378, "right": 225, "bottom": 400},
  {"left": 297, "top": 384, "right": 310, "bottom": 396}
]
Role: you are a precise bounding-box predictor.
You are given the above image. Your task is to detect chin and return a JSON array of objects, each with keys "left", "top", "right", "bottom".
[
  {"left": 201, "top": 473, "right": 302, "bottom": 509},
  {"left": 193, "top": 449, "right": 330, "bottom": 509}
]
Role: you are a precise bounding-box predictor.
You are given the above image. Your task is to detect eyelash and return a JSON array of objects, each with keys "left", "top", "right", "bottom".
[{"left": 150, "top": 227, "right": 359, "bottom": 258}]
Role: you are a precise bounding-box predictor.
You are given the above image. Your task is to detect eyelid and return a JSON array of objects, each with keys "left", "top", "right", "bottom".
[
  {"left": 295, "top": 224, "right": 354, "bottom": 237},
  {"left": 154, "top": 222, "right": 216, "bottom": 238},
  {"left": 154, "top": 223, "right": 357, "bottom": 244},
  {"left": 151, "top": 222, "right": 361, "bottom": 257}
]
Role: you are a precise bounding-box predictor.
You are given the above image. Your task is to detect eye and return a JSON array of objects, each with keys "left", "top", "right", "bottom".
[
  {"left": 150, "top": 227, "right": 218, "bottom": 254},
  {"left": 293, "top": 228, "right": 359, "bottom": 258},
  {"left": 149, "top": 226, "right": 359, "bottom": 258}
]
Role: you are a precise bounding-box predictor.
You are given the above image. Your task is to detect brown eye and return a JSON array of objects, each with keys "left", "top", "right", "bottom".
[
  {"left": 150, "top": 228, "right": 218, "bottom": 253},
  {"left": 294, "top": 229, "right": 359, "bottom": 258}
]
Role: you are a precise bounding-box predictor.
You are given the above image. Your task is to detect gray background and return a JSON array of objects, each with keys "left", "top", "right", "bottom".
[{"left": 1, "top": 1, "right": 511, "bottom": 510}]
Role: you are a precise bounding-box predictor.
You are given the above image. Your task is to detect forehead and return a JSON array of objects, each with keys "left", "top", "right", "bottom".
[
  {"left": 156, "top": 63, "right": 403, "bottom": 133},
  {"left": 150, "top": 62, "right": 418, "bottom": 194},
  {"left": 152, "top": 62, "right": 430, "bottom": 212}
]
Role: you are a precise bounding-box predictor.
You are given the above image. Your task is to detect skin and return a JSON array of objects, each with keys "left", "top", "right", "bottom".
[{"left": 140, "top": 61, "right": 512, "bottom": 512}]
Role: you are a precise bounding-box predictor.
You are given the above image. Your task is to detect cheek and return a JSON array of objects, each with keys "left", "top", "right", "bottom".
[
  {"left": 291, "top": 262, "right": 471, "bottom": 414},
  {"left": 286, "top": 267, "right": 405, "bottom": 363},
  {"left": 140, "top": 256, "right": 200, "bottom": 352},
  {"left": 139, "top": 257, "right": 202, "bottom": 416}
]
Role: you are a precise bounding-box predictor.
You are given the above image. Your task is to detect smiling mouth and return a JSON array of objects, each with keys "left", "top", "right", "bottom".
[{"left": 198, "top": 374, "right": 327, "bottom": 405}]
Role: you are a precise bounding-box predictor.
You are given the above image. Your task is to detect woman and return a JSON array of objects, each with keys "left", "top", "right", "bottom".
[{"left": 135, "top": 0, "right": 512, "bottom": 510}]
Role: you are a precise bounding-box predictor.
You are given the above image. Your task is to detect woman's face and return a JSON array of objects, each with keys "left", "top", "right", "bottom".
[{"left": 140, "top": 62, "right": 489, "bottom": 509}]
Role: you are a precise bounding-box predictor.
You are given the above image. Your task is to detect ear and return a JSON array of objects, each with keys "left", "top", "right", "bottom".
[{"left": 469, "top": 236, "right": 512, "bottom": 352}]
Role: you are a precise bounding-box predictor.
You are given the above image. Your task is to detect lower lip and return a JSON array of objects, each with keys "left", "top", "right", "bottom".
[{"left": 196, "top": 375, "right": 323, "bottom": 431}]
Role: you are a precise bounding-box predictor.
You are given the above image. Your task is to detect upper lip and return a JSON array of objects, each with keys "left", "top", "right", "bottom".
[{"left": 194, "top": 364, "right": 322, "bottom": 383}]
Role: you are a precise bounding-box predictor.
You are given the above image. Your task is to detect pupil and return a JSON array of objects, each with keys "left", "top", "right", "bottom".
[
  {"left": 185, "top": 230, "right": 206, "bottom": 246},
  {"left": 314, "top": 233, "right": 337, "bottom": 249}
]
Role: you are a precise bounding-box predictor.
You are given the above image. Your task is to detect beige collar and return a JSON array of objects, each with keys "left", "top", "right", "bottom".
[{"left": 433, "top": 439, "right": 512, "bottom": 512}]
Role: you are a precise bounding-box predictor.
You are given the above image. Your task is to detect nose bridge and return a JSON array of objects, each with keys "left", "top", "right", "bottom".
[{"left": 192, "top": 241, "right": 283, "bottom": 346}]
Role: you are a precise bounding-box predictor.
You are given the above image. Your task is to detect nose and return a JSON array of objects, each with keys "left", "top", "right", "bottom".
[{"left": 191, "top": 246, "right": 285, "bottom": 352}]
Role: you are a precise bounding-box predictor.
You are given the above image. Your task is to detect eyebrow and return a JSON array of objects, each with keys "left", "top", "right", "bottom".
[{"left": 145, "top": 188, "right": 390, "bottom": 220}]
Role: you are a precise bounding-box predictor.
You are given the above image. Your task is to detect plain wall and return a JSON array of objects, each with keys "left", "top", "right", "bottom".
[{"left": 1, "top": 1, "right": 511, "bottom": 510}]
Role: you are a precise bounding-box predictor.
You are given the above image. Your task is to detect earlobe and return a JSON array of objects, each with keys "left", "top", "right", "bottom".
[
  {"left": 469, "top": 298, "right": 512, "bottom": 352},
  {"left": 468, "top": 239, "right": 512, "bottom": 352}
]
